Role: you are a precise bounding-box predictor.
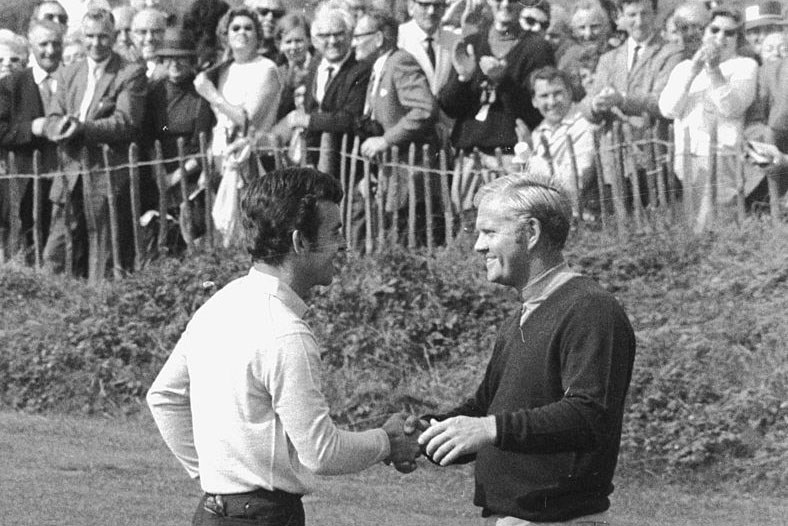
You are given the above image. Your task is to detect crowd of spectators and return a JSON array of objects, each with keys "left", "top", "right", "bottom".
[{"left": 1, "top": 0, "right": 788, "bottom": 277}]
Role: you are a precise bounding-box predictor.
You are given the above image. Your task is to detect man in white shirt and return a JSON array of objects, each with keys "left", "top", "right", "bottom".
[{"left": 148, "top": 167, "right": 421, "bottom": 526}]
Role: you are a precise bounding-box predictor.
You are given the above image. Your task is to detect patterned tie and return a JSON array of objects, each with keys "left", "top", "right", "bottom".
[{"left": 425, "top": 36, "right": 436, "bottom": 68}]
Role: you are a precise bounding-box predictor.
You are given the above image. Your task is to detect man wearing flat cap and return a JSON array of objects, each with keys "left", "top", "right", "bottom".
[{"left": 141, "top": 27, "right": 215, "bottom": 248}]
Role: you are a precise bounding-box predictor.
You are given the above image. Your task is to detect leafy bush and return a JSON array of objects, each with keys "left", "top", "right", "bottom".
[{"left": 1, "top": 221, "right": 786, "bottom": 491}]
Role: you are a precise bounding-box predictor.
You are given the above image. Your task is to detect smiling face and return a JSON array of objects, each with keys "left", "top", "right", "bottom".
[
  {"left": 252, "top": 0, "right": 285, "bottom": 40},
  {"left": 82, "top": 17, "right": 116, "bottom": 62},
  {"left": 532, "top": 77, "right": 572, "bottom": 127},
  {"left": 473, "top": 194, "right": 532, "bottom": 289},
  {"left": 571, "top": 7, "right": 609, "bottom": 45},
  {"left": 228, "top": 14, "right": 259, "bottom": 55},
  {"left": 704, "top": 14, "right": 739, "bottom": 61},
  {"left": 408, "top": 0, "right": 446, "bottom": 35},
  {"left": 0, "top": 44, "right": 25, "bottom": 78},
  {"left": 281, "top": 25, "right": 309, "bottom": 65},
  {"left": 131, "top": 10, "right": 166, "bottom": 61},
  {"left": 29, "top": 25, "right": 63, "bottom": 73},
  {"left": 619, "top": 0, "right": 656, "bottom": 43}
]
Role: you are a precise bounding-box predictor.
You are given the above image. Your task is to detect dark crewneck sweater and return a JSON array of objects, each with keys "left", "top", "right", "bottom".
[{"left": 434, "top": 276, "right": 636, "bottom": 522}]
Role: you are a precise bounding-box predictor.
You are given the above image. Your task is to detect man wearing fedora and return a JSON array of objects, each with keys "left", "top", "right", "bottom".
[
  {"left": 743, "top": 0, "right": 788, "bottom": 56},
  {"left": 142, "top": 26, "right": 215, "bottom": 250}
]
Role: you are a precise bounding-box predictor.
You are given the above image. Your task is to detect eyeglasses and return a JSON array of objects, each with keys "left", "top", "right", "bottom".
[
  {"left": 42, "top": 12, "right": 68, "bottom": 24},
  {"left": 133, "top": 28, "right": 165, "bottom": 36},
  {"left": 257, "top": 8, "right": 285, "bottom": 18},
  {"left": 315, "top": 31, "right": 346, "bottom": 40},
  {"left": 0, "top": 56, "right": 21, "bottom": 63},
  {"left": 521, "top": 16, "right": 548, "bottom": 28},
  {"left": 230, "top": 24, "right": 255, "bottom": 32},
  {"left": 351, "top": 30, "right": 379, "bottom": 40},
  {"left": 708, "top": 25, "right": 737, "bottom": 37},
  {"left": 674, "top": 21, "right": 704, "bottom": 33}
]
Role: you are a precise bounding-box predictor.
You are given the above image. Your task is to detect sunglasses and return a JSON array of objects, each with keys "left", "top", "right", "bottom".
[
  {"left": 521, "top": 16, "right": 547, "bottom": 28},
  {"left": 42, "top": 12, "right": 68, "bottom": 24},
  {"left": 708, "top": 26, "right": 737, "bottom": 37},
  {"left": 257, "top": 8, "right": 285, "bottom": 18},
  {"left": 414, "top": 1, "right": 447, "bottom": 9},
  {"left": 230, "top": 24, "right": 255, "bottom": 32}
]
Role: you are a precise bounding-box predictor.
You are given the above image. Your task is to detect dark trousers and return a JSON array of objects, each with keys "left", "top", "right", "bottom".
[{"left": 192, "top": 489, "right": 305, "bottom": 526}]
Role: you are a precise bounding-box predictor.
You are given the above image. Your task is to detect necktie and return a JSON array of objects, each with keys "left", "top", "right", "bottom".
[
  {"left": 39, "top": 75, "right": 53, "bottom": 109},
  {"left": 325, "top": 66, "right": 335, "bottom": 89},
  {"left": 630, "top": 44, "right": 641, "bottom": 72},
  {"left": 79, "top": 63, "right": 101, "bottom": 122},
  {"left": 363, "top": 69, "right": 376, "bottom": 117},
  {"left": 425, "top": 36, "right": 436, "bottom": 68}
]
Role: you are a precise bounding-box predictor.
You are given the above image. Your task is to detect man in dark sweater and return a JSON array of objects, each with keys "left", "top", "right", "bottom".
[
  {"left": 439, "top": 0, "right": 554, "bottom": 214},
  {"left": 416, "top": 169, "right": 636, "bottom": 524}
]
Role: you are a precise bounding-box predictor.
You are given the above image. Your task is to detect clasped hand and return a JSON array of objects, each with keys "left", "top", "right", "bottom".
[{"left": 44, "top": 115, "right": 81, "bottom": 142}]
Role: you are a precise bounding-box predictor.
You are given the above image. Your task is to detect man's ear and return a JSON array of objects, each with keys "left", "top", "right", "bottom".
[
  {"left": 292, "top": 229, "right": 310, "bottom": 255},
  {"left": 526, "top": 218, "right": 541, "bottom": 251}
]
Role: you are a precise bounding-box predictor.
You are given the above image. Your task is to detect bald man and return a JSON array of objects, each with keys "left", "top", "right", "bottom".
[{"left": 131, "top": 7, "right": 167, "bottom": 78}]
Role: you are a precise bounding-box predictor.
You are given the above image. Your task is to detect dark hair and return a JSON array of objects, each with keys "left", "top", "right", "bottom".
[
  {"left": 521, "top": 0, "right": 552, "bottom": 25},
  {"left": 276, "top": 12, "right": 310, "bottom": 41},
  {"left": 242, "top": 168, "right": 344, "bottom": 265},
  {"left": 183, "top": 0, "right": 229, "bottom": 66},
  {"left": 32, "top": 1, "right": 68, "bottom": 24},
  {"left": 217, "top": 6, "right": 263, "bottom": 51},
  {"left": 618, "top": 0, "right": 658, "bottom": 12},
  {"left": 529, "top": 65, "right": 573, "bottom": 94},
  {"left": 364, "top": 9, "right": 399, "bottom": 49}
]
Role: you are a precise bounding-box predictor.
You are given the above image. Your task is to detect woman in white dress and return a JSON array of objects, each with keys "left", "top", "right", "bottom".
[{"left": 659, "top": 6, "right": 758, "bottom": 231}]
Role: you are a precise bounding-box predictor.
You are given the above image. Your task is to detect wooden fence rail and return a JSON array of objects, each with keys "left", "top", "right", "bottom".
[{"left": 0, "top": 124, "right": 784, "bottom": 280}]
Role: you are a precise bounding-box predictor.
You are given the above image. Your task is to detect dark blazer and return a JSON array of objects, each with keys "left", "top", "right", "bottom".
[
  {"left": 47, "top": 52, "right": 147, "bottom": 204},
  {"left": 0, "top": 68, "right": 58, "bottom": 174},
  {"left": 367, "top": 49, "right": 437, "bottom": 148},
  {"left": 439, "top": 29, "right": 555, "bottom": 152},
  {"left": 304, "top": 53, "right": 373, "bottom": 147}
]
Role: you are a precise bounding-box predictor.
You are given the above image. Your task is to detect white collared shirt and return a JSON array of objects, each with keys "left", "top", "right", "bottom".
[
  {"left": 315, "top": 53, "right": 350, "bottom": 105},
  {"left": 364, "top": 50, "right": 392, "bottom": 118},
  {"left": 78, "top": 56, "right": 110, "bottom": 122},
  {"left": 31, "top": 60, "right": 57, "bottom": 93},
  {"left": 147, "top": 268, "right": 390, "bottom": 495},
  {"left": 626, "top": 34, "right": 654, "bottom": 71}
]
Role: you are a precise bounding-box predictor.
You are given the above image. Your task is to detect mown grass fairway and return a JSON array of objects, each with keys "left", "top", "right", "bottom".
[{"left": 2, "top": 411, "right": 786, "bottom": 526}]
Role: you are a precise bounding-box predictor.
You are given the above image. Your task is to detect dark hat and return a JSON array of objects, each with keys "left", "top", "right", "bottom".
[
  {"left": 156, "top": 27, "right": 198, "bottom": 58},
  {"left": 743, "top": 1, "right": 788, "bottom": 30}
]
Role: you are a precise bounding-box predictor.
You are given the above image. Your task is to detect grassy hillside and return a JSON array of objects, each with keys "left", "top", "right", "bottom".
[{"left": 1, "top": 219, "right": 787, "bottom": 492}]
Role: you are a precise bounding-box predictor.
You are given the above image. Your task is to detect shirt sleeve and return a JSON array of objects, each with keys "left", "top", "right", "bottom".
[
  {"left": 261, "top": 328, "right": 390, "bottom": 476},
  {"left": 146, "top": 329, "right": 200, "bottom": 479},
  {"left": 658, "top": 60, "right": 691, "bottom": 120},
  {"left": 494, "top": 294, "right": 636, "bottom": 455}
]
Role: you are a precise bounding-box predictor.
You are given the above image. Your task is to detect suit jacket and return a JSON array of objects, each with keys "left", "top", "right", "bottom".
[
  {"left": 397, "top": 20, "right": 461, "bottom": 96},
  {"left": 0, "top": 68, "right": 58, "bottom": 174},
  {"left": 367, "top": 49, "right": 437, "bottom": 148},
  {"left": 47, "top": 52, "right": 147, "bottom": 203},
  {"left": 578, "top": 35, "right": 682, "bottom": 180},
  {"left": 759, "top": 57, "right": 788, "bottom": 136}
]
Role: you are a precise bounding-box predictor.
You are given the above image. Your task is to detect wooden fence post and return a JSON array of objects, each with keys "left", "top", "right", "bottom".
[
  {"left": 681, "top": 127, "right": 695, "bottom": 225},
  {"left": 345, "top": 136, "right": 360, "bottom": 250},
  {"left": 56, "top": 146, "right": 74, "bottom": 277},
  {"left": 390, "top": 145, "right": 400, "bottom": 244},
  {"left": 650, "top": 127, "right": 668, "bottom": 215},
  {"left": 153, "top": 141, "right": 168, "bottom": 255},
  {"left": 592, "top": 129, "right": 609, "bottom": 233},
  {"left": 767, "top": 167, "right": 782, "bottom": 227},
  {"left": 339, "top": 134, "right": 349, "bottom": 224},
  {"left": 439, "top": 148, "right": 453, "bottom": 243},
  {"left": 565, "top": 134, "right": 583, "bottom": 230},
  {"left": 80, "top": 147, "right": 101, "bottom": 283},
  {"left": 32, "top": 150, "right": 42, "bottom": 267},
  {"left": 609, "top": 122, "right": 629, "bottom": 235},
  {"left": 706, "top": 125, "right": 718, "bottom": 229},
  {"left": 376, "top": 150, "right": 386, "bottom": 252},
  {"left": 128, "top": 143, "right": 143, "bottom": 270},
  {"left": 362, "top": 155, "right": 373, "bottom": 254},
  {"left": 423, "top": 143, "right": 434, "bottom": 253},
  {"left": 407, "top": 143, "right": 417, "bottom": 250},
  {"left": 102, "top": 145, "right": 122, "bottom": 279},
  {"left": 177, "top": 138, "right": 195, "bottom": 251},
  {"left": 735, "top": 146, "right": 747, "bottom": 226},
  {"left": 270, "top": 133, "right": 284, "bottom": 170},
  {"left": 198, "top": 133, "right": 214, "bottom": 248},
  {"left": 6, "top": 152, "right": 21, "bottom": 256},
  {"left": 665, "top": 124, "right": 677, "bottom": 210}
]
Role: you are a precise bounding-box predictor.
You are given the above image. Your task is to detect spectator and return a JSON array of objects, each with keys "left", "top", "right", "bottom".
[
  {"left": 521, "top": 66, "right": 595, "bottom": 216},
  {"left": 281, "top": 5, "right": 371, "bottom": 170},
  {"left": 672, "top": 1, "right": 709, "bottom": 60},
  {"left": 544, "top": 3, "right": 572, "bottom": 62},
  {"left": 244, "top": 0, "right": 286, "bottom": 64},
  {"left": 194, "top": 7, "right": 280, "bottom": 165},
  {"left": 142, "top": 27, "right": 215, "bottom": 249},
  {"left": 275, "top": 13, "right": 315, "bottom": 122},
  {"left": 43, "top": 7, "right": 147, "bottom": 278},
  {"left": 31, "top": 1, "right": 70, "bottom": 35},
  {"left": 130, "top": 0, "right": 177, "bottom": 24},
  {"left": 662, "top": 8, "right": 681, "bottom": 45},
  {"left": 761, "top": 31, "right": 787, "bottom": 63},
  {"left": 0, "top": 19, "right": 63, "bottom": 256},
  {"left": 568, "top": 0, "right": 612, "bottom": 54},
  {"left": 742, "top": 0, "right": 787, "bottom": 56},
  {"left": 62, "top": 33, "right": 86, "bottom": 65},
  {"left": 518, "top": 0, "right": 550, "bottom": 39},
  {"left": 0, "top": 31, "right": 28, "bottom": 79},
  {"left": 182, "top": 0, "right": 229, "bottom": 70},
  {"left": 112, "top": 5, "right": 138, "bottom": 61},
  {"left": 579, "top": 0, "right": 682, "bottom": 210},
  {"left": 354, "top": 8, "right": 438, "bottom": 233},
  {"left": 131, "top": 7, "right": 168, "bottom": 78},
  {"left": 659, "top": 5, "right": 758, "bottom": 231},
  {"left": 439, "top": 0, "right": 554, "bottom": 214}
]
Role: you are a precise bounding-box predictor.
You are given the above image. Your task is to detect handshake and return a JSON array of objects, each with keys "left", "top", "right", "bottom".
[{"left": 381, "top": 413, "right": 497, "bottom": 474}]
